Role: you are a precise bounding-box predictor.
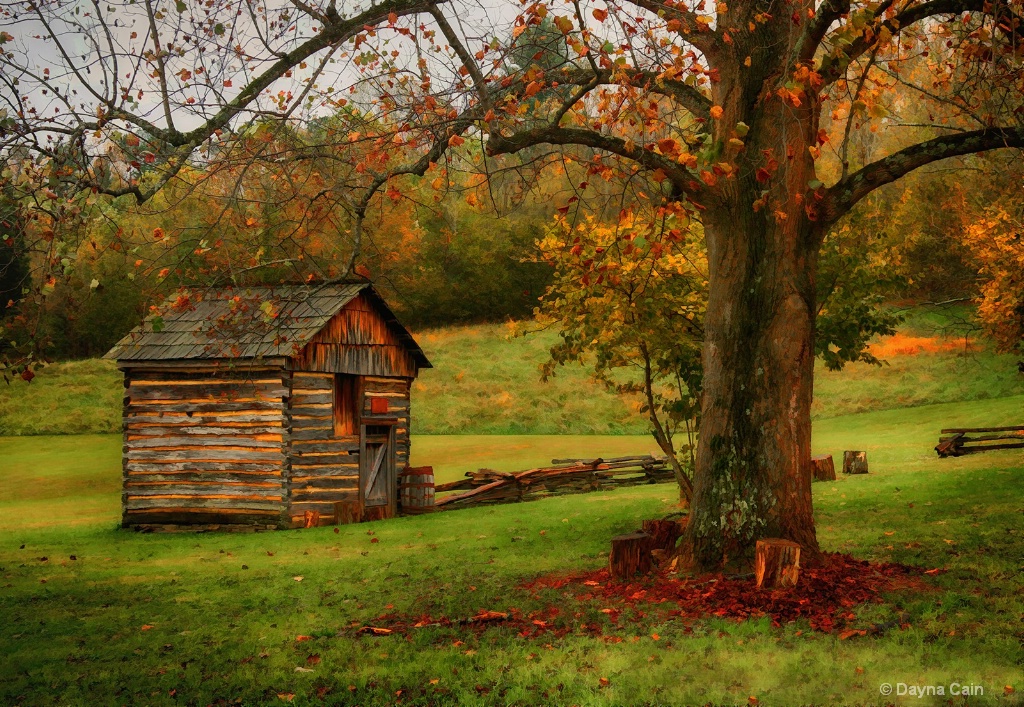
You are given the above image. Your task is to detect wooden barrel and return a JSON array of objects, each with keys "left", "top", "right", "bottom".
[{"left": 399, "top": 465, "right": 435, "bottom": 513}]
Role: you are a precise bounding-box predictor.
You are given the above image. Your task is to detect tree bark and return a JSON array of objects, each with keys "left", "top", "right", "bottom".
[
  {"left": 754, "top": 539, "right": 802, "bottom": 589},
  {"left": 843, "top": 451, "right": 869, "bottom": 474},
  {"left": 680, "top": 75, "right": 824, "bottom": 570},
  {"left": 642, "top": 520, "right": 683, "bottom": 552},
  {"left": 609, "top": 531, "right": 654, "bottom": 579},
  {"left": 812, "top": 454, "right": 837, "bottom": 482}
]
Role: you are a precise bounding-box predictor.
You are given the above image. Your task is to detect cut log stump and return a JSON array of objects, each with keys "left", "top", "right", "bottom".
[
  {"left": 642, "top": 519, "right": 682, "bottom": 552},
  {"left": 303, "top": 510, "right": 320, "bottom": 529},
  {"left": 609, "top": 531, "right": 653, "bottom": 579},
  {"left": 842, "top": 451, "right": 869, "bottom": 475},
  {"left": 754, "top": 539, "right": 801, "bottom": 589},
  {"left": 811, "top": 454, "right": 836, "bottom": 482},
  {"left": 335, "top": 501, "right": 362, "bottom": 525}
]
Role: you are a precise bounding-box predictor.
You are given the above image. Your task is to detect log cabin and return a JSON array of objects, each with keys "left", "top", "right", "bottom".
[{"left": 104, "top": 282, "right": 431, "bottom": 529}]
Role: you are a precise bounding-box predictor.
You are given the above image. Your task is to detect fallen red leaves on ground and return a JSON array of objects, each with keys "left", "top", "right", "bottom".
[
  {"left": 351, "top": 554, "right": 936, "bottom": 640},
  {"left": 521, "top": 552, "right": 933, "bottom": 633}
]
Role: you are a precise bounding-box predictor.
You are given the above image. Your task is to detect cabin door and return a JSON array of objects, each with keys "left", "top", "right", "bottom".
[{"left": 359, "top": 424, "right": 396, "bottom": 519}]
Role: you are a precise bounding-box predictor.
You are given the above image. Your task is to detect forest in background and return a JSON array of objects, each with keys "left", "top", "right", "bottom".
[{"left": 1, "top": 128, "right": 1022, "bottom": 363}]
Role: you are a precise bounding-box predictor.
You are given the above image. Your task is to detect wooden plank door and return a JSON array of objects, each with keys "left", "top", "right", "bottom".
[{"left": 359, "top": 424, "right": 396, "bottom": 519}]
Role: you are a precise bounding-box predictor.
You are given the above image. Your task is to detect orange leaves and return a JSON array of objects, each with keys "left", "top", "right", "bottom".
[
  {"left": 678, "top": 153, "right": 698, "bottom": 169},
  {"left": 553, "top": 15, "right": 574, "bottom": 34},
  {"left": 592, "top": 8, "right": 608, "bottom": 21},
  {"left": 776, "top": 87, "right": 802, "bottom": 107},
  {"left": 838, "top": 628, "right": 868, "bottom": 640},
  {"left": 710, "top": 105, "right": 724, "bottom": 119},
  {"left": 657, "top": 138, "right": 680, "bottom": 156},
  {"left": 524, "top": 80, "right": 544, "bottom": 97},
  {"left": 448, "top": 134, "right": 465, "bottom": 147}
]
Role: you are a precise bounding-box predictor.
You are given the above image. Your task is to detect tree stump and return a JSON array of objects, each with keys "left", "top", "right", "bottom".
[
  {"left": 754, "top": 539, "right": 801, "bottom": 589},
  {"left": 811, "top": 454, "right": 836, "bottom": 482},
  {"left": 303, "top": 510, "right": 320, "bottom": 528},
  {"left": 609, "top": 531, "right": 653, "bottom": 579},
  {"left": 842, "top": 451, "right": 869, "bottom": 475},
  {"left": 641, "top": 520, "right": 682, "bottom": 552}
]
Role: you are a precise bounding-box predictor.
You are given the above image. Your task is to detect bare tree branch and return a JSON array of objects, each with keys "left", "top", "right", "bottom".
[{"left": 823, "top": 126, "right": 1024, "bottom": 223}]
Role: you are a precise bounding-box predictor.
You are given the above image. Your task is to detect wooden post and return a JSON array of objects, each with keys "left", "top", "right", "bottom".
[
  {"left": 754, "top": 539, "right": 801, "bottom": 589},
  {"left": 935, "top": 433, "right": 965, "bottom": 457},
  {"left": 303, "top": 510, "right": 320, "bottom": 528},
  {"left": 609, "top": 531, "right": 653, "bottom": 579},
  {"left": 811, "top": 454, "right": 836, "bottom": 481},
  {"left": 641, "top": 520, "right": 682, "bottom": 552},
  {"left": 335, "top": 501, "right": 362, "bottom": 525},
  {"left": 842, "top": 451, "right": 869, "bottom": 474}
]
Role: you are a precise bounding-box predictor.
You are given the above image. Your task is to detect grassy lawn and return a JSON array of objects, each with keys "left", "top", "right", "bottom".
[
  {"left": 3, "top": 321, "right": 1023, "bottom": 436},
  {"left": 1, "top": 396, "right": 1022, "bottom": 705}
]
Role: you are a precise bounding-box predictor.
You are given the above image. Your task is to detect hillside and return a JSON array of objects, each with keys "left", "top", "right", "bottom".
[{"left": 1, "top": 321, "right": 1022, "bottom": 436}]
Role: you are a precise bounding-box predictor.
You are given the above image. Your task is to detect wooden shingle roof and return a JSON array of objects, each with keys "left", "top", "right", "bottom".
[{"left": 104, "top": 282, "right": 430, "bottom": 367}]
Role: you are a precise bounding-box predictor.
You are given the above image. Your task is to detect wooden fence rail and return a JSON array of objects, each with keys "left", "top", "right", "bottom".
[
  {"left": 433, "top": 455, "right": 675, "bottom": 510},
  {"left": 935, "top": 425, "right": 1024, "bottom": 457}
]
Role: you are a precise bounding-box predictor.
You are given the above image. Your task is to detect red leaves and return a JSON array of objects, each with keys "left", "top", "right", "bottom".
[
  {"left": 755, "top": 168, "right": 772, "bottom": 183},
  {"left": 656, "top": 138, "right": 679, "bottom": 156},
  {"left": 524, "top": 553, "right": 927, "bottom": 634}
]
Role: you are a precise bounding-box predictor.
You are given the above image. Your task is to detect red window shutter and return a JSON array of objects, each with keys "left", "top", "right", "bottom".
[{"left": 370, "top": 397, "right": 389, "bottom": 414}]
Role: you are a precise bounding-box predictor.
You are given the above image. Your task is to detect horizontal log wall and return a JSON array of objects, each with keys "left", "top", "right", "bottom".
[
  {"left": 121, "top": 367, "right": 289, "bottom": 528},
  {"left": 284, "top": 371, "right": 359, "bottom": 525}
]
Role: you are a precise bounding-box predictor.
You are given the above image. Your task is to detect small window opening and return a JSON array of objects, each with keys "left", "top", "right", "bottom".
[{"left": 334, "top": 374, "right": 359, "bottom": 436}]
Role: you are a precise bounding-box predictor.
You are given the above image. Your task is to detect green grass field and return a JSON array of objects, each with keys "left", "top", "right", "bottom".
[
  {"left": 2, "top": 394, "right": 1023, "bottom": 705},
  {"left": 3, "top": 319, "right": 1023, "bottom": 436}
]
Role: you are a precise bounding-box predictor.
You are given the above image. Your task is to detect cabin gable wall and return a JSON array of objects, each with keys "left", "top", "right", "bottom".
[
  {"left": 291, "top": 293, "right": 419, "bottom": 378},
  {"left": 120, "top": 366, "right": 290, "bottom": 528}
]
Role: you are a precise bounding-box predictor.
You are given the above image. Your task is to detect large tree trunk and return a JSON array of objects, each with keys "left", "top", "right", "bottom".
[
  {"left": 684, "top": 204, "right": 821, "bottom": 569},
  {"left": 681, "top": 78, "right": 824, "bottom": 569}
]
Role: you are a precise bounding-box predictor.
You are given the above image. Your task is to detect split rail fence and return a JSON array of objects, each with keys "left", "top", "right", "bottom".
[
  {"left": 935, "top": 425, "right": 1024, "bottom": 457},
  {"left": 424, "top": 455, "right": 675, "bottom": 511}
]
